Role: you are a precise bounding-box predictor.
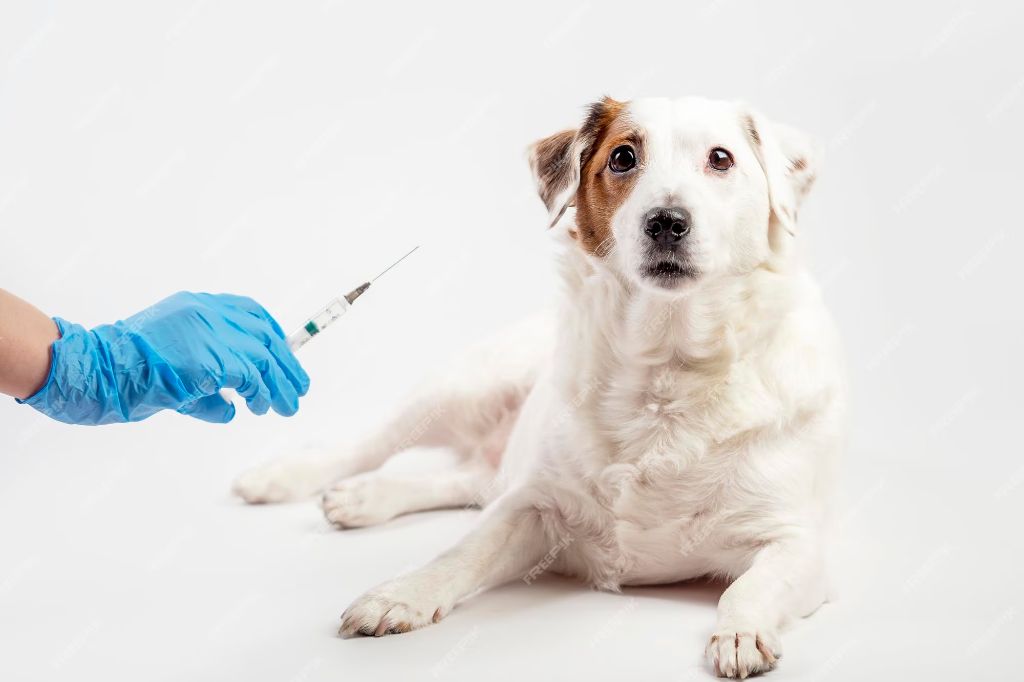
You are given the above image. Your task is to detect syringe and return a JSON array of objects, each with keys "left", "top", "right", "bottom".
[
  {"left": 217, "top": 246, "right": 419, "bottom": 409},
  {"left": 285, "top": 245, "right": 419, "bottom": 352}
]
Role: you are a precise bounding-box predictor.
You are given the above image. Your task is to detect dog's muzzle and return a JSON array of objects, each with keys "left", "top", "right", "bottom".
[{"left": 640, "top": 207, "right": 698, "bottom": 287}]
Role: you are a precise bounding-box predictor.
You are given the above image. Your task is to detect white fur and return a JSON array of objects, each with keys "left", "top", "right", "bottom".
[{"left": 234, "top": 96, "right": 844, "bottom": 678}]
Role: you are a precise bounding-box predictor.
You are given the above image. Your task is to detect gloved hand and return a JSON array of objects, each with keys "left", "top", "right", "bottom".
[{"left": 18, "top": 292, "right": 310, "bottom": 425}]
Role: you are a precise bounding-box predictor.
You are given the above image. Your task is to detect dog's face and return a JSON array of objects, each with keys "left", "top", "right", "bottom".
[{"left": 530, "top": 97, "right": 818, "bottom": 294}]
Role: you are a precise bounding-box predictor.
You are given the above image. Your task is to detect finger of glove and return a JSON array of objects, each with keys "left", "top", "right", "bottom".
[
  {"left": 221, "top": 354, "right": 272, "bottom": 416},
  {"left": 265, "top": 333, "right": 310, "bottom": 397},
  {"left": 250, "top": 354, "right": 301, "bottom": 417},
  {"left": 219, "top": 299, "right": 309, "bottom": 397},
  {"left": 177, "top": 394, "right": 237, "bottom": 423}
]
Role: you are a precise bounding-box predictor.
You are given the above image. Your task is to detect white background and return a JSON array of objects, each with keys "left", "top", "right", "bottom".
[{"left": 1, "top": 1, "right": 1023, "bottom": 680}]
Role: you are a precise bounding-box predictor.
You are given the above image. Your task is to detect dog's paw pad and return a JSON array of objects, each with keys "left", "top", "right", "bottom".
[
  {"left": 322, "top": 479, "right": 397, "bottom": 528},
  {"left": 706, "top": 630, "right": 781, "bottom": 679}
]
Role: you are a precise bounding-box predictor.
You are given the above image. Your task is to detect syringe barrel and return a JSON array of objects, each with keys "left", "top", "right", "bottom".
[{"left": 286, "top": 296, "right": 351, "bottom": 351}]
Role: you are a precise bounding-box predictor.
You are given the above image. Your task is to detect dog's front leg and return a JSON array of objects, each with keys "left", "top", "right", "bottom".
[
  {"left": 706, "top": 539, "right": 826, "bottom": 678},
  {"left": 339, "top": 501, "right": 546, "bottom": 637}
]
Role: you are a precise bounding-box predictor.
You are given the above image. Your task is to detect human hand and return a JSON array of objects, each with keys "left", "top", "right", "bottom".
[{"left": 19, "top": 292, "right": 310, "bottom": 425}]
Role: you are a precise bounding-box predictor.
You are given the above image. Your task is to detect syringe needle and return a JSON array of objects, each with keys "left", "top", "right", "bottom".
[
  {"left": 371, "top": 245, "right": 420, "bottom": 282},
  {"left": 280, "top": 246, "right": 422, "bottom": 354},
  {"left": 343, "top": 245, "right": 420, "bottom": 305}
]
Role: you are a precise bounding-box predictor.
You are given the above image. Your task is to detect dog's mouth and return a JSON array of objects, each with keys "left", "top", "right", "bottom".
[{"left": 643, "top": 259, "right": 698, "bottom": 285}]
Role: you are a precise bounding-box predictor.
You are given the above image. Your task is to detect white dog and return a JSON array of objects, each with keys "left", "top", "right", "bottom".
[{"left": 234, "top": 96, "right": 844, "bottom": 678}]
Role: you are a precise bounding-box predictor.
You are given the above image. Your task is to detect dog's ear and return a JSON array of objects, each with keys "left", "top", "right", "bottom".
[
  {"left": 742, "top": 108, "right": 821, "bottom": 251},
  {"left": 528, "top": 97, "right": 624, "bottom": 228},
  {"left": 528, "top": 128, "right": 578, "bottom": 227}
]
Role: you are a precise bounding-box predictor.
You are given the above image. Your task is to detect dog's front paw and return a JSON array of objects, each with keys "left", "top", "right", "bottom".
[
  {"left": 322, "top": 477, "right": 400, "bottom": 528},
  {"left": 232, "top": 451, "right": 331, "bottom": 504},
  {"left": 340, "top": 579, "right": 450, "bottom": 638},
  {"left": 706, "top": 628, "right": 781, "bottom": 679}
]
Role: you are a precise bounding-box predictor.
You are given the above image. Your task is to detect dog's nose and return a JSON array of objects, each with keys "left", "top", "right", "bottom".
[{"left": 643, "top": 207, "right": 691, "bottom": 247}]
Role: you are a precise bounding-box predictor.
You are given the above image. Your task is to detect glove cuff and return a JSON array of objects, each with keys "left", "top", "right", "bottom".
[
  {"left": 17, "top": 317, "right": 125, "bottom": 425},
  {"left": 15, "top": 316, "right": 65, "bottom": 407}
]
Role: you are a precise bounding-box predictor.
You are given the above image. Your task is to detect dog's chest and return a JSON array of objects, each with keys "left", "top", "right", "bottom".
[
  {"left": 553, "top": 359, "right": 784, "bottom": 584},
  {"left": 588, "top": 357, "right": 766, "bottom": 467}
]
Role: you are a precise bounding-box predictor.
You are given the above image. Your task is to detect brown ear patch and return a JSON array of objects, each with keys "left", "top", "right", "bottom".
[
  {"left": 531, "top": 129, "right": 576, "bottom": 214},
  {"left": 743, "top": 114, "right": 761, "bottom": 146},
  {"left": 788, "top": 156, "right": 816, "bottom": 200},
  {"left": 574, "top": 98, "right": 638, "bottom": 257}
]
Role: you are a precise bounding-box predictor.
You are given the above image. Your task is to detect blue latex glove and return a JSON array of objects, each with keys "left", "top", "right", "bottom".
[{"left": 18, "top": 292, "right": 310, "bottom": 425}]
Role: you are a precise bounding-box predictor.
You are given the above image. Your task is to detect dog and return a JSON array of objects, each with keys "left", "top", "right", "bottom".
[{"left": 234, "top": 96, "right": 844, "bottom": 678}]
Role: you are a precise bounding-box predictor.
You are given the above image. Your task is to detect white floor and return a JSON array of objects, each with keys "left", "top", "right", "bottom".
[{"left": 1, "top": 409, "right": 1020, "bottom": 681}]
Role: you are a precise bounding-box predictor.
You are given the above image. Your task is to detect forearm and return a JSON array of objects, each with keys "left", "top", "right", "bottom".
[{"left": 0, "top": 289, "right": 60, "bottom": 400}]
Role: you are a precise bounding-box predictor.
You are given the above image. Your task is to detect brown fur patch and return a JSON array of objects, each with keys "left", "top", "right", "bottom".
[
  {"left": 791, "top": 157, "right": 817, "bottom": 199},
  {"left": 574, "top": 97, "right": 641, "bottom": 256},
  {"left": 531, "top": 129, "right": 576, "bottom": 213},
  {"left": 743, "top": 114, "right": 761, "bottom": 146}
]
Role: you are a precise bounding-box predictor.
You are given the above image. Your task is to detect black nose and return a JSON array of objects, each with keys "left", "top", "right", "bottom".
[{"left": 643, "top": 207, "right": 691, "bottom": 246}]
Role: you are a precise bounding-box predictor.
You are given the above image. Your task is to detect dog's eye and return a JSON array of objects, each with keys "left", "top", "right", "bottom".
[
  {"left": 708, "top": 148, "right": 734, "bottom": 172},
  {"left": 608, "top": 145, "right": 636, "bottom": 174}
]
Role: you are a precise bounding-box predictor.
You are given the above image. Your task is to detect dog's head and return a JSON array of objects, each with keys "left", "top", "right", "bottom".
[{"left": 529, "top": 96, "right": 819, "bottom": 294}]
